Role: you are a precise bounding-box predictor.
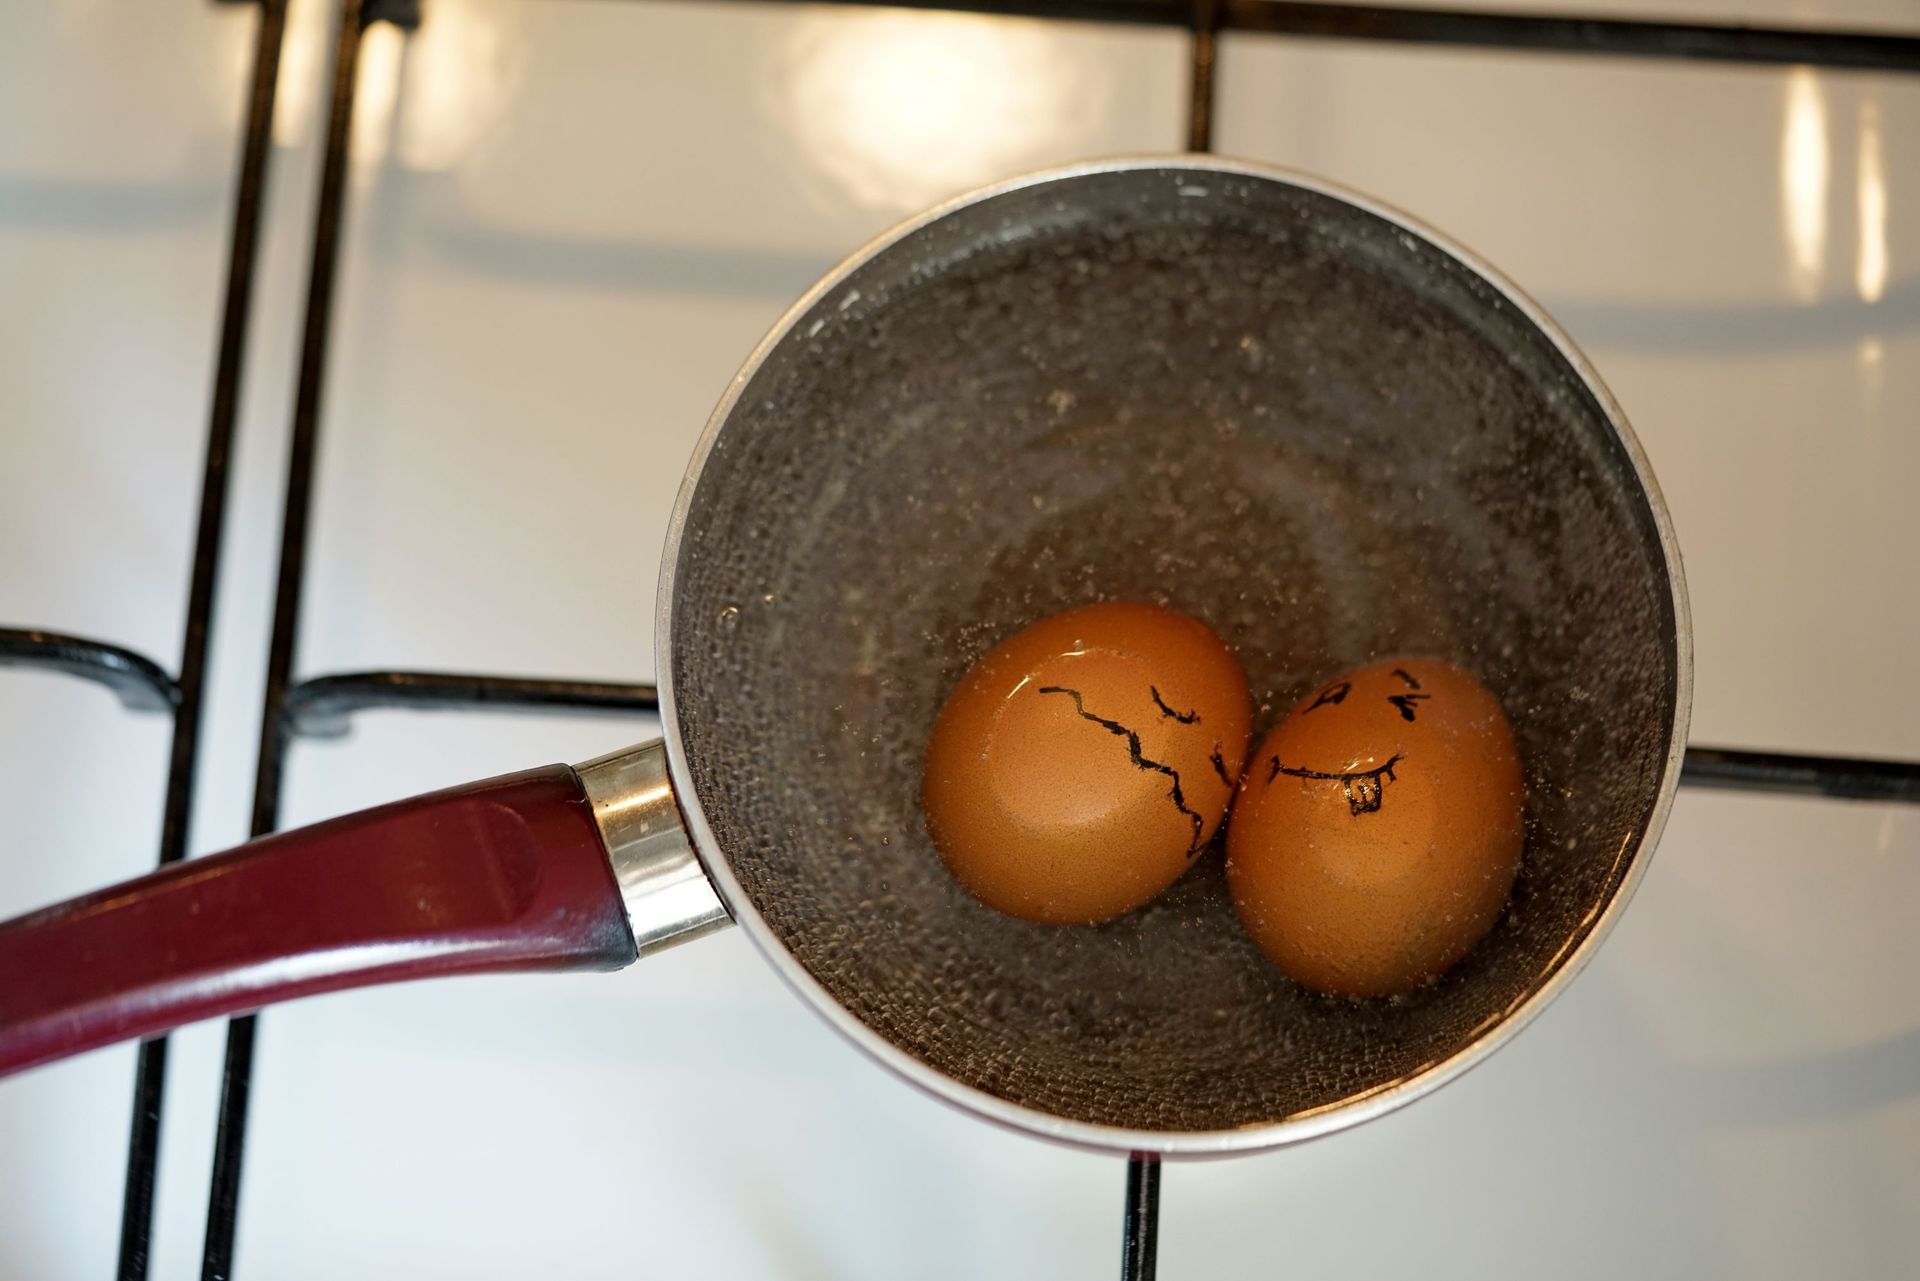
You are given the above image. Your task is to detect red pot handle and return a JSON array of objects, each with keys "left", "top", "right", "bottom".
[{"left": 0, "top": 765, "right": 636, "bottom": 1077}]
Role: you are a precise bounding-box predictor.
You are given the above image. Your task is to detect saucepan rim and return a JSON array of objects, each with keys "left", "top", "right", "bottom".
[{"left": 652, "top": 154, "right": 1694, "bottom": 1156}]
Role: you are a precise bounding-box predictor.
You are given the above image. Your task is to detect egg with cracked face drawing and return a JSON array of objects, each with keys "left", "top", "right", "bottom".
[
  {"left": 1226, "top": 657, "right": 1525, "bottom": 998},
  {"left": 922, "top": 602, "right": 1252, "bottom": 925}
]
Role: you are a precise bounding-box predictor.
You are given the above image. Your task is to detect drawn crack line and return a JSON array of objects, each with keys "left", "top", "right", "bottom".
[
  {"left": 1392, "top": 668, "right": 1422, "bottom": 690},
  {"left": 1150, "top": 685, "right": 1199, "bottom": 724},
  {"left": 1038, "top": 685, "right": 1207, "bottom": 854},
  {"left": 1266, "top": 752, "right": 1404, "bottom": 816}
]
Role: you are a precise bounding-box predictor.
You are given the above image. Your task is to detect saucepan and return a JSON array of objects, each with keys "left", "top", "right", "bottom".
[{"left": 0, "top": 157, "right": 1690, "bottom": 1154}]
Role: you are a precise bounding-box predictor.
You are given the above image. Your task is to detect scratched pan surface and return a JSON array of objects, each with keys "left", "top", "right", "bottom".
[{"left": 663, "top": 160, "right": 1688, "bottom": 1150}]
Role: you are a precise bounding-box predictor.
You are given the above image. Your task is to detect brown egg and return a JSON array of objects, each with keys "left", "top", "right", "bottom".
[
  {"left": 922, "top": 602, "right": 1252, "bottom": 925},
  {"left": 1226, "top": 658, "right": 1524, "bottom": 997}
]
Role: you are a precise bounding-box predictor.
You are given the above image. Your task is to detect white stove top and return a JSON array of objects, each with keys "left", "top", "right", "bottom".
[{"left": 3, "top": 0, "right": 1917, "bottom": 1276}]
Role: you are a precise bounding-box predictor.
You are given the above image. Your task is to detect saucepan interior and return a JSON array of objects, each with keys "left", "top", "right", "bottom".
[{"left": 660, "top": 160, "right": 1687, "bottom": 1150}]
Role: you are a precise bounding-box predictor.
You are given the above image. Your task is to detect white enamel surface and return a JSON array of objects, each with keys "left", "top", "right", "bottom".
[{"left": 2, "top": 1, "right": 1916, "bottom": 1277}]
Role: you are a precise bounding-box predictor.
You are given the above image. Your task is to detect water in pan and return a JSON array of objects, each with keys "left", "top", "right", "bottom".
[{"left": 671, "top": 168, "right": 1679, "bottom": 1134}]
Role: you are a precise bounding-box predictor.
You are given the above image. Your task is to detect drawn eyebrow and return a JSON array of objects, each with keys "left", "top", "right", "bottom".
[
  {"left": 1150, "top": 685, "right": 1199, "bottom": 724},
  {"left": 1392, "top": 668, "right": 1422, "bottom": 690},
  {"left": 1304, "top": 681, "right": 1351, "bottom": 713},
  {"left": 1266, "top": 752, "right": 1404, "bottom": 816},
  {"left": 1386, "top": 692, "right": 1431, "bottom": 722}
]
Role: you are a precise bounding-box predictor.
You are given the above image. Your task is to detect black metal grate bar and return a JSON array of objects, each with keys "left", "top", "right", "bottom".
[
  {"left": 1122, "top": 1154, "right": 1161, "bottom": 1281},
  {"left": 259, "top": 669, "right": 1920, "bottom": 807},
  {"left": 1187, "top": 0, "right": 1219, "bottom": 151},
  {"left": 114, "top": 3, "right": 290, "bottom": 1276},
  {"left": 200, "top": 0, "right": 369, "bottom": 1275},
  {"left": 687, "top": 0, "right": 1920, "bottom": 74},
  {"left": 1223, "top": 0, "right": 1920, "bottom": 70},
  {"left": 1681, "top": 746, "right": 1920, "bottom": 803},
  {"left": 283, "top": 671, "right": 658, "bottom": 737},
  {"left": 0, "top": 629, "right": 179, "bottom": 713}
]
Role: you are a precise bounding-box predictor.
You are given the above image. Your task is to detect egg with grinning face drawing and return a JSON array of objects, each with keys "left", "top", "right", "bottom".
[
  {"left": 1226, "top": 657, "right": 1525, "bottom": 998},
  {"left": 922, "top": 602, "right": 1251, "bottom": 925}
]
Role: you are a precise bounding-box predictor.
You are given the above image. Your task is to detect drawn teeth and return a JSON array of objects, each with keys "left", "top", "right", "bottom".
[
  {"left": 1346, "top": 776, "right": 1384, "bottom": 815},
  {"left": 1268, "top": 753, "right": 1403, "bottom": 817}
]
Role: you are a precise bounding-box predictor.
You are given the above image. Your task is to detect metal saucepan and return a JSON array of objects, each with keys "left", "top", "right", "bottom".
[{"left": 0, "top": 157, "right": 1690, "bottom": 1154}]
